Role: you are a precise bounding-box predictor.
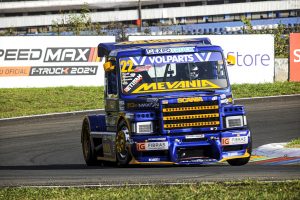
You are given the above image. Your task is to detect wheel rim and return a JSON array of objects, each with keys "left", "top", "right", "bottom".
[{"left": 116, "top": 126, "right": 129, "bottom": 159}]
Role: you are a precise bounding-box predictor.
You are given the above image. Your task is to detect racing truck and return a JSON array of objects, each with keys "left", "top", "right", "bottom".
[{"left": 81, "top": 38, "right": 252, "bottom": 166}]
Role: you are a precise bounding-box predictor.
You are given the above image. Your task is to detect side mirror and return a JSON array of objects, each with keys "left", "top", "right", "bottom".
[
  {"left": 103, "top": 61, "right": 115, "bottom": 72},
  {"left": 226, "top": 54, "right": 236, "bottom": 65}
]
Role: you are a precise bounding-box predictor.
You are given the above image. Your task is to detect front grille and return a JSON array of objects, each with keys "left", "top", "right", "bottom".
[{"left": 162, "top": 100, "right": 220, "bottom": 130}]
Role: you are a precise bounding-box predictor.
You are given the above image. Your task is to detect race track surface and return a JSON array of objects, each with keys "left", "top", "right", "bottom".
[{"left": 0, "top": 96, "right": 299, "bottom": 186}]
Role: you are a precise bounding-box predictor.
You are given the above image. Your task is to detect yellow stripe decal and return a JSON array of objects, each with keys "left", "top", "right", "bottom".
[
  {"left": 163, "top": 113, "right": 219, "bottom": 121},
  {"left": 164, "top": 121, "right": 220, "bottom": 128},
  {"left": 163, "top": 105, "right": 218, "bottom": 112}
]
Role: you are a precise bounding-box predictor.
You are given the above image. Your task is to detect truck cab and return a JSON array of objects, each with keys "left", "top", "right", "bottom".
[{"left": 81, "top": 38, "right": 252, "bottom": 166}]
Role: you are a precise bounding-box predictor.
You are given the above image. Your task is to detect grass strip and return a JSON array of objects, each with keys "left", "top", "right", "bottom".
[
  {"left": 0, "top": 180, "right": 299, "bottom": 200},
  {"left": 286, "top": 138, "right": 300, "bottom": 148},
  {"left": 231, "top": 82, "right": 300, "bottom": 98},
  {"left": 0, "top": 82, "right": 299, "bottom": 119},
  {"left": 0, "top": 87, "right": 104, "bottom": 119}
]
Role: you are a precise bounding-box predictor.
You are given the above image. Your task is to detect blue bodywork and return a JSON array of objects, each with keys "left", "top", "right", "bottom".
[{"left": 84, "top": 38, "right": 251, "bottom": 165}]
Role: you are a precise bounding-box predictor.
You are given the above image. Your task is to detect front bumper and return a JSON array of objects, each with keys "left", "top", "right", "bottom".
[{"left": 129, "top": 129, "right": 251, "bottom": 165}]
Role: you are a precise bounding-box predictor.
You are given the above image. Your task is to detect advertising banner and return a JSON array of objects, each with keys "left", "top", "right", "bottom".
[
  {"left": 289, "top": 33, "right": 300, "bottom": 82},
  {"left": 0, "top": 36, "right": 115, "bottom": 88},
  {"left": 129, "top": 35, "right": 274, "bottom": 84}
]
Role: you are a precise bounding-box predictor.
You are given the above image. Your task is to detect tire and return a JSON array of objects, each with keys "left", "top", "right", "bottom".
[
  {"left": 227, "top": 156, "right": 250, "bottom": 166},
  {"left": 115, "top": 120, "right": 132, "bottom": 166},
  {"left": 227, "top": 134, "right": 252, "bottom": 166},
  {"left": 81, "top": 118, "right": 100, "bottom": 166}
]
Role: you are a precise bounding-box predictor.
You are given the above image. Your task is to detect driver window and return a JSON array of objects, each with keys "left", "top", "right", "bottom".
[{"left": 106, "top": 60, "right": 118, "bottom": 97}]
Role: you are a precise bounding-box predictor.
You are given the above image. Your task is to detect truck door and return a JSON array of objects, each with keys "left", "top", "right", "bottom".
[{"left": 105, "top": 59, "right": 119, "bottom": 132}]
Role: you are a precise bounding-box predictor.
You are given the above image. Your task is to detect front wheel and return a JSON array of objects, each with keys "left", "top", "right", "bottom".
[
  {"left": 227, "top": 156, "right": 250, "bottom": 166},
  {"left": 227, "top": 135, "right": 252, "bottom": 166},
  {"left": 115, "top": 120, "right": 132, "bottom": 166}
]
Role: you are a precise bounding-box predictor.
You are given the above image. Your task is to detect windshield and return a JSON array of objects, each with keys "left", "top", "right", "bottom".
[{"left": 120, "top": 52, "right": 228, "bottom": 94}]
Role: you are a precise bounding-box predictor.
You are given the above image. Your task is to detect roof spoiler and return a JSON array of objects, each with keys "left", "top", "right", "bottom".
[{"left": 98, "top": 38, "right": 211, "bottom": 57}]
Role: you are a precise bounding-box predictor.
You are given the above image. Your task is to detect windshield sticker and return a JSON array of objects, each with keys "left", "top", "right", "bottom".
[
  {"left": 132, "top": 80, "right": 220, "bottom": 94},
  {"left": 134, "top": 65, "right": 152, "bottom": 72},
  {"left": 122, "top": 73, "right": 136, "bottom": 85},
  {"left": 124, "top": 74, "right": 143, "bottom": 92},
  {"left": 145, "top": 47, "right": 195, "bottom": 55},
  {"left": 120, "top": 52, "right": 222, "bottom": 66}
]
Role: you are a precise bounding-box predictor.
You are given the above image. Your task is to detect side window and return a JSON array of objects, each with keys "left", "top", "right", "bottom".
[{"left": 106, "top": 60, "right": 118, "bottom": 97}]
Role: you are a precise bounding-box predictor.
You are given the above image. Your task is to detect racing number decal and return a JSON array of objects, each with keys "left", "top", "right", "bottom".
[{"left": 120, "top": 60, "right": 134, "bottom": 73}]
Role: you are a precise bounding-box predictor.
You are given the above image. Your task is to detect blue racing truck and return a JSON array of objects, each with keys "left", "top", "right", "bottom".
[{"left": 81, "top": 38, "right": 252, "bottom": 166}]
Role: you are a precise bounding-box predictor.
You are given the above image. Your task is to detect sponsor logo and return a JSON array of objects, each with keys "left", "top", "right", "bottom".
[
  {"left": 0, "top": 47, "right": 101, "bottom": 62},
  {"left": 30, "top": 66, "right": 97, "bottom": 76},
  {"left": 222, "top": 136, "right": 248, "bottom": 146},
  {"left": 134, "top": 65, "right": 152, "bottom": 72},
  {"left": 145, "top": 47, "right": 195, "bottom": 55},
  {"left": 226, "top": 52, "right": 270, "bottom": 67},
  {"left": 294, "top": 49, "right": 300, "bottom": 62},
  {"left": 0, "top": 66, "right": 31, "bottom": 77},
  {"left": 0, "top": 49, "right": 42, "bottom": 61},
  {"left": 126, "top": 52, "right": 215, "bottom": 66},
  {"left": 222, "top": 138, "right": 230, "bottom": 145},
  {"left": 177, "top": 97, "right": 203, "bottom": 103},
  {"left": 126, "top": 101, "right": 159, "bottom": 109},
  {"left": 132, "top": 80, "right": 220, "bottom": 93},
  {"left": 0, "top": 66, "right": 97, "bottom": 76},
  {"left": 124, "top": 74, "right": 143, "bottom": 92},
  {"left": 136, "top": 142, "right": 168, "bottom": 151},
  {"left": 290, "top": 33, "right": 300, "bottom": 81}
]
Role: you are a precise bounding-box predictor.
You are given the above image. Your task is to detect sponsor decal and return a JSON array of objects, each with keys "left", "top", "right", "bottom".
[
  {"left": 126, "top": 101, "right": 159, "bottom": 109},
  {"left": 121, "top": 52, "right": 221, "bottom": 66},
  {"left": 145, "top": 47, "right": 195, "bottom": 55},
  {"left": 124, "top": 74, "right": 143, "bottom": 92},
  {"left": 136, "top": 141, "right": 168, "bottom": 151},
  {"left": 132, "top": 80, "right": 220, "bottom": 93},
  {"left": 222, "top": 136, "right": 248, "bottom": 146},
  {"left": 134, "top": 65, "right": 152, "bottom": 72},
  {"left": 177, "top": 97, "right": 203, "bottom": 103},
  {"left": 185, "top": 134, "right": 205, "bottom": 139}
]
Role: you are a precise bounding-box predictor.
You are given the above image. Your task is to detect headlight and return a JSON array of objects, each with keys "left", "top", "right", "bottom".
[
  {"left": 134, "top": 121, "right": 153, "bottom": 134},
  {"left": 225, "top": 116, "right": 246, "bottom": 128}
]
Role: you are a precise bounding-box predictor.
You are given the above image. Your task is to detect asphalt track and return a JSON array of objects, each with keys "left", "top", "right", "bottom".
[{"left": 0, "top": 95, "right": 299, "bottom": 187}]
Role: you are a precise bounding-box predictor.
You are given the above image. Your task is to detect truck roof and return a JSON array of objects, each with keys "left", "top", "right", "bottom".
[{"left": 98, "top": 38, "right": 222, "bottom": 57}]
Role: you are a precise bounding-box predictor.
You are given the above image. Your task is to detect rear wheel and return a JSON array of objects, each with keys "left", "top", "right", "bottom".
[
  {"left": 81, "top": 118, "right": 100, "bottom": 166},
  {"left": 115, "top": 120, "right": 132, "bottom": 166}
]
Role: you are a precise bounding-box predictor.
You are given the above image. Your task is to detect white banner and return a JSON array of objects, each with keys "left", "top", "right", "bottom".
[
  {"left": 129, "top": 35, "right": 274, "bottom": 84},
  {"left": 0, "top": 36, "right": 115, "bottom": 88}
]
